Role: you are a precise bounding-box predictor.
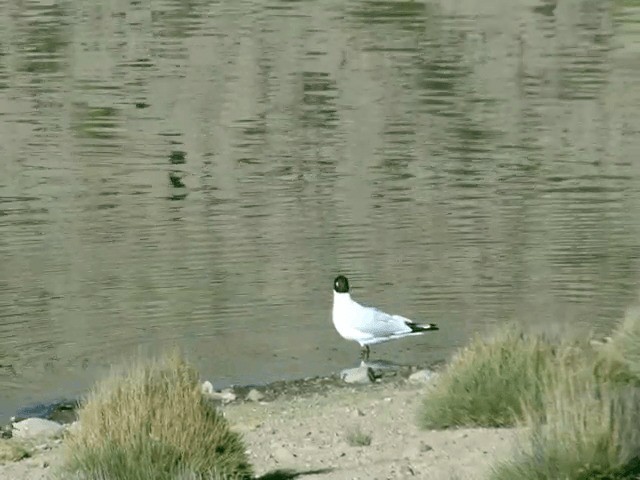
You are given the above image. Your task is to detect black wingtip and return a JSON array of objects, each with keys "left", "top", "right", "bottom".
[{"left": 407, "top": 322, "right": 439, "bottom": 332}]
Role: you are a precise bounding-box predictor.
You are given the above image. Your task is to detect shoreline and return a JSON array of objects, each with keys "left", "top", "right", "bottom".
[
  {"left": 5, "top": 360, "right": 445, "bottom": 427},
  {"left": 0, "top": 361, "right": 516, "bottom": 480}
]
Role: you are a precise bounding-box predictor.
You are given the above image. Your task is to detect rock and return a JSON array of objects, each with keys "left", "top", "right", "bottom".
[
  {"left": 364, "top": 360, "right": 409, "bottom": 379},
  {"left": 0, "top": 440, "right": 30, "bottom": 463},
  {"left": 202, "top": 381, "right": 237, "bottom": 403},
  {"left": 67, "top": 421, "right": 80, "bottom": 435},
  {"left": 272, "top": 445, "right": 296, "bottom": 464},
  {"left": 340, "top": 365, "right": 375, "bottom": 384},
  {"left": 11, "top": 418, "right": 64, "bottom": 440},
  {"left": 408, "top": 369, "right": 436, "bottom": 384},
  {"left": 201, "top": 381, "right": 214, "bottom": 394},
  {"left": 245, "top": 389, "right": 265, "bottom": 402},
  {"left": 589, "top": 336, "right": 612, "bottom": 348},
  {"left": 0, "top": 424, "right": 12, "bottom": 439},
  {"left": 401, "top": 463, "right": 416, "bottom": 476},
  {"left": 203, "top": 387, "right": 237, "bottom": 403},
  {"left": 420, "top": 442, "right": 433, "bottom": 452}
]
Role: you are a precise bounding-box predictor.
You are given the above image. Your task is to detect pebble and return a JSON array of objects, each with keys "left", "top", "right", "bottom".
[
  {"left": 245, "top": 389, "right": 265, "bottom": 402},
  {"left": 408, "top": 369, "right": 436, "bottom": 384},
  {"left": 272, "top": 445, "right": 296, "bottom": 464},
  {"left": 202, "top": 387, "right": 237, "bottom": 403},
  {"left": 401, "top": 464, "right": 416, "bottom": 476},
  {"left": 67, "top": 422, "right": 80, "bottom": 435},
  {"left": 0, "top": 425, "right": 12, "bottom": 439},
  {"left": 201, "top": 381, "right": 215, "bottom": 394},
  {"left": 340, "top": 365, "right": 375, "bottom": 384}
]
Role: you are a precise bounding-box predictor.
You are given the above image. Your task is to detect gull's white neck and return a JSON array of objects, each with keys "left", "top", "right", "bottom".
[{"left": 333, "top": 291, "right": 352, "bottom": 306}]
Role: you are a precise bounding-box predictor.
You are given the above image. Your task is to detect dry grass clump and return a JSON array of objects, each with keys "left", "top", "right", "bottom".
[
  {"left": 491, "top": 298, "right": 640, "bottom": 479},
  {"left": 63, "top": 352, "right": 252, "bottom": 480},
  {"left": 345, "top": 428, "right": 372, "bottom": 447},
  {"left": 0, "top": 439, "right": 30, "bottom": 463},
  {"left": 419, "top": 326, "right": 559, "bottom": 429},
  {"left": 491, "top": 360, "right": 640, "bottom": 480},
  {"left": 595, "top": 303, "right": 640, "bottom": 386}
]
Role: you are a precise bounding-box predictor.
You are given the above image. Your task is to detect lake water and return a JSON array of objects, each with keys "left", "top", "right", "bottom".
[{"left": 1, "top": 0, "right": 640, "bottom": 423}]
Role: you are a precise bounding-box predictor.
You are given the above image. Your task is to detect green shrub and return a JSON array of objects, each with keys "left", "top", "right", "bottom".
[
  {"left": 63, "top": 352, "right": 252, "bottom": 480},
  {"left": 419, "top": 326, "right": 559, "bottom": 429},
  {"left": 492, "top": 361, "right": 640, "bottom": 480}
]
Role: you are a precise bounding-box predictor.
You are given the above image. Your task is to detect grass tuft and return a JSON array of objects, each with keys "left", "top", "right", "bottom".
[
  {"left": 491, "top": 360, "right": 640, "bottom": 480},
  {"left": 419, "top": 326, "right": 560, "bottom": 429},
  {"left": 0, "top": 439, "right": 31, "bottom": 463},
  {"left": 345, "top": 428, "right": 372, "bottom": 447},
  {"left": 63, "top": 351, "right": 252, "bottom": 480},
  {"left": 596, "top": 303, "right": 640, "bottom": 386}
]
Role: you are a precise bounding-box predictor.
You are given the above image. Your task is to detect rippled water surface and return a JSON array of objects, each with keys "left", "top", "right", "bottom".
[{"left": 1, "top": 0, "right": 640, "bottom": 421}]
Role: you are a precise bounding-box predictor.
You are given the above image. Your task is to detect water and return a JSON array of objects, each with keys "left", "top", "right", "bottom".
[{"left": 1, "top": 0, "right": 640, "bottom": 423}]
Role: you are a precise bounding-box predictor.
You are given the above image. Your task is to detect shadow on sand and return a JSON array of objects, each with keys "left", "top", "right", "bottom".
[{"left": 257, "top": 468, "right": 333, "bottom": 479}]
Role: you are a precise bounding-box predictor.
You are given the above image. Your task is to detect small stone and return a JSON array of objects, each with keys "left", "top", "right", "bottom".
[
  {"left": 201, "top": 381, "right": 214, "bottom": 394},
  {"left": 408, "top": 369, "right": 436, "bottom": 384},
  {"left": 245, "top": 389, "right": 265, "bottom": 402},
  {"left": 589, "top": 336, "right": 612, "bottom": 348},
  {"left": 340, "top": 365, "right": 375, "bottom": 384},
  {"left": 12, "top": 418, "right": 64, "bottom": 440},
  {"left": 67, "top": 421, "right": 80, "bottom": 435},
  {"left": 420, "top": 443, "right": 433, "bottom": 452},
  {"left": 0, "top": 425, "right": 12, "bottom": 439},
  {"left": 272, "top": 446, "right": 296, "bottom": 464},
  {"left": 401, "top": 464, "right": 416, "bottom": 476},
  {"left": 203, "top": 388, "right": 237, "bottom": 403}
]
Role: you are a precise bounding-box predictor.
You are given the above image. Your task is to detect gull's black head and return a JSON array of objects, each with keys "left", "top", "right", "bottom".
[{"left": 334, "top": 275, "right": 350, "bottom": 293}]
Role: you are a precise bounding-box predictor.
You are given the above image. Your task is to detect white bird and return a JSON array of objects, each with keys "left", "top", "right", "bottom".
[{"left": 332, "top": 275, "right": 438, "bottom": 361}]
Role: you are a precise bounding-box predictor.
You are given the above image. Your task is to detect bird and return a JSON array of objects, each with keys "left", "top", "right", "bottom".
[{"left": 332, "top": 275, "right": 438, "bottom": 361}]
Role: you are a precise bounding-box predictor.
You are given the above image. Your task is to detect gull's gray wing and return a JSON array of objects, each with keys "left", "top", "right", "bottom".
[{"left": 353, "top": 305, "right": 413, "bottom": 338}]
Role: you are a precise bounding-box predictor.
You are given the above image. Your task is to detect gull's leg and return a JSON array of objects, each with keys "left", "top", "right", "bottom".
[{"left": 360, "top": 345, "right": 370, "bottom": 362}]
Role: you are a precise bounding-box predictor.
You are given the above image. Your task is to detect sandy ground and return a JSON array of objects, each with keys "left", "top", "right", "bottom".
[{"left": 0, "top": 379, "right": 517, "bottom": 480}]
